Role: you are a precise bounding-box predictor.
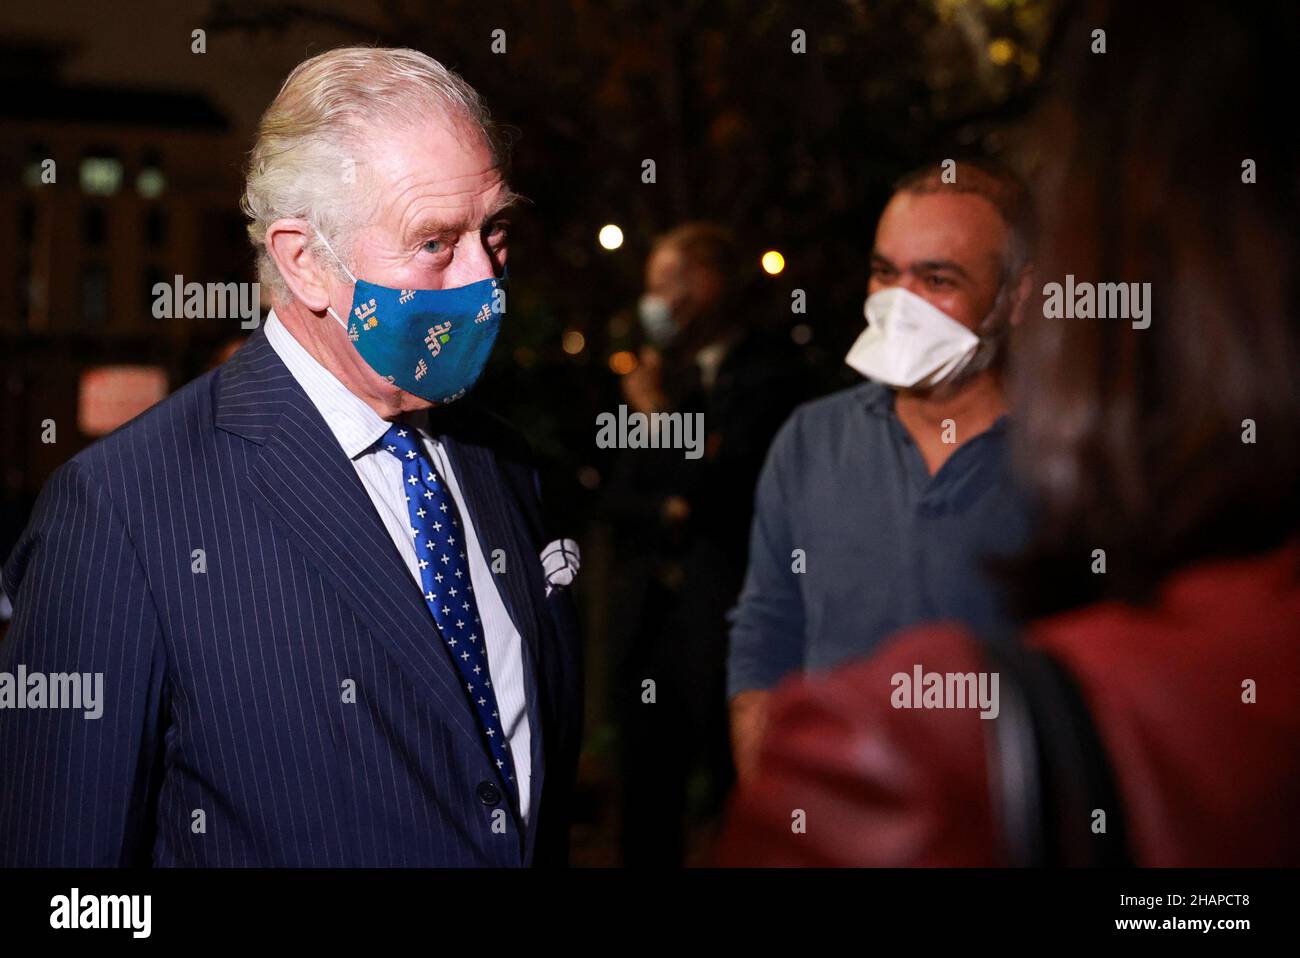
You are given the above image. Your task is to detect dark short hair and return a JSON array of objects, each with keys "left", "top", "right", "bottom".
[
  {"left": 892, "top": 159, "right": 1035, "bottom": 278},
  {"left": 651, "top": 222, "right": 741, "bottom": 287},
  {"left": 1004, "top": 0, "right": 1300, "bottom": 616}
]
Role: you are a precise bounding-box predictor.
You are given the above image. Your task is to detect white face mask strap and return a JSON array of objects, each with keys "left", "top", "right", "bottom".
[
  {"left": 312, "top": 225, "right": 357, "bottom": 328},
  {"left": 977, "top": 280, "right": 1011, "bottom": 340},
  {"left": 315, "top": 228, "right": 358, "bottom": 285}
]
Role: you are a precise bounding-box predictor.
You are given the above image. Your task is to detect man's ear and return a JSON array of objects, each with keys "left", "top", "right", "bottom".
[
  {"left": 266, "top": 218, "right": 335, "bottom": 312},
  {"left": 1008, "top": 263, "right": 1036, "bottom": 327}
]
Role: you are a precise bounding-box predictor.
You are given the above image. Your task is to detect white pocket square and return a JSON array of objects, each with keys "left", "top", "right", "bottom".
[{"left": 540, "top": 538, "right": 581, "bottom": 596}]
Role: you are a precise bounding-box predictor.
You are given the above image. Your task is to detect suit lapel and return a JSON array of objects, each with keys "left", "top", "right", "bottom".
[{"left": 215, "top": 331, "right": 485, "bottom": 755}]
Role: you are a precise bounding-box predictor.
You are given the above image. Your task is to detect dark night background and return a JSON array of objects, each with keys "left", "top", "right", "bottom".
[{"left": 0, "top": 0, "right": 1059, "bottom": 863}]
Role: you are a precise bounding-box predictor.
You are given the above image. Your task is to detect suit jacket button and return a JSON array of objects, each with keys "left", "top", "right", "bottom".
[{"left": 477, "top": 781, "right": 502, "bottom": 806}]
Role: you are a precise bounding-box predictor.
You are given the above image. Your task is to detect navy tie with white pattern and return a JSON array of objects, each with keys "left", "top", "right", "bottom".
[{"left": 380, "top": 422, "right": 519, "bottom": 811}]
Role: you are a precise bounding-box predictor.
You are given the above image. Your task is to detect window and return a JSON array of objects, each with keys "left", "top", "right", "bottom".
[
  {"left": 22, "top": 144, "right": 52, "bottom": 188},
  {"left": 137, "top": 149, "right": 166, "bottom": 199},
  {"left": 144, "top": 266, "right": 167, "bottom": 318},
  {"left": 19, "top": 202, "right": 35, "bottom": 244},
  {"left": 84, "top": 206, "right": 107, "bottom": 246},
  {"left": 17, "top": 257, "right": 32, "bottom": 319},
  {"left": 137, "top": 168, "right": 166, "bottom": 199},
  {"left": 144, "top": 207, "right": 167, "bottom": 247},
  {"left": 81, "top": 264, "right": 108, "bottom": 326},
  {"left": 80, "top": 155, "right": 123, "bottom": 196}
]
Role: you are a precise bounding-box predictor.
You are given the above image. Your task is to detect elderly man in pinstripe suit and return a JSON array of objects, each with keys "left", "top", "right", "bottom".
[{"left": 0, "top": 48, "right": 583, "bottom": 866}]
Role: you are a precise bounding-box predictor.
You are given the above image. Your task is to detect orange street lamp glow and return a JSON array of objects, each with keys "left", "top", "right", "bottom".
[
  {"left": 562, "top": 330, "right": 586, "bottom": 355},
  {"left": 609, "top": 350, "right": 637, "bottom": 374}
]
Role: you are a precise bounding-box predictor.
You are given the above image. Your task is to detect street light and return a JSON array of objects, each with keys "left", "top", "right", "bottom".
[
  {"left": 761, "top": 250, "right": 785, "bottom": 275},
  {"left": 598, "top": 224, "right": 624, "bottom": 250}
]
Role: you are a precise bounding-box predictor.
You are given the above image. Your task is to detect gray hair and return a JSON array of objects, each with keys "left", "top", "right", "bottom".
[{"left": 241, "top": 46, "right": 504, "bottom": 303}]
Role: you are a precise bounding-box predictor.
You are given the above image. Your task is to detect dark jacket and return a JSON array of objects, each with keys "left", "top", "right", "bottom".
[{"left": 0, "top": 328, "right": 583, "bottom": 866}]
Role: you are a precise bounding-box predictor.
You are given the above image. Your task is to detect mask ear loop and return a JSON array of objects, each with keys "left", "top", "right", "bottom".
[
  {"left": 953, "top": 279, "right": 1013, "bottom": 385},
  {"left": 312, "top": 226, "right": 357, "bottom": 329}
]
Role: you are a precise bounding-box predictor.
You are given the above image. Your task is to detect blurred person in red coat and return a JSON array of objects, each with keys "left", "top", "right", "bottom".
[{"left": 717, "top": 0, "right": 1300, "bottom": 867}]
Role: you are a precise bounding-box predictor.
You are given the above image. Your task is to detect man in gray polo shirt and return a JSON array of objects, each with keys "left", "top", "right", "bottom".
[{"left": 727, "top": 161, "right": 1036, "bottom": 783}]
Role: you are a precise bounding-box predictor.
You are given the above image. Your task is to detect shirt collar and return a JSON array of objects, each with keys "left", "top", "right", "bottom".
[
  {"left": 858, "top": 380, "right": 897, "bottom": 418},
  {"left": 858, "top": 379, "right": 1011, "bottom": 435},
  {"left": 263, "top": 308, "right": 392, "bottom": 459}
]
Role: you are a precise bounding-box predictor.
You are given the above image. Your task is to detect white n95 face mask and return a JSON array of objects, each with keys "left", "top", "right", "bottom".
[
  {"left": 637, "top": 293, "right": 676, "bottom": 347},
  {"left": 845, "top": 286, "right": 981, "bottom": 389}
]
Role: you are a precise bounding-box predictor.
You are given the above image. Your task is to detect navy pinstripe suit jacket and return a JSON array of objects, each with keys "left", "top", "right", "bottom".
[{"left": 0, "top": 329, "right": 583, "bottom": 866}]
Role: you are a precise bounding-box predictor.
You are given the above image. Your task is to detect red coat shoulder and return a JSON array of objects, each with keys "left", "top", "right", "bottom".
[{"left": 717, "top": 624, "right": 1004, "bottom": 866}]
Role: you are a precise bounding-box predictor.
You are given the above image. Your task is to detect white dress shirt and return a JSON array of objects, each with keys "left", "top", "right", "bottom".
[{"left": 264, "top": 310, "right": 532, "bottom": 822}]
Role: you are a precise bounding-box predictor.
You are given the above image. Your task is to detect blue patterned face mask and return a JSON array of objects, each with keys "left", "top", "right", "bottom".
[{"left": 316, "top": 229, "right": 507, "bottom": 405}]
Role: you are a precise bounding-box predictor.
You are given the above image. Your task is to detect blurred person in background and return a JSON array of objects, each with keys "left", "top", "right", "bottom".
[
  {"left": 718, "top": 0, "right": 1300, "bottom": 866},
  {"left": 726, "top": 162, "right": 1036, "bottom": 785},
  {"left": 602, "top": 223, "right": 809, "bottom": 865}
]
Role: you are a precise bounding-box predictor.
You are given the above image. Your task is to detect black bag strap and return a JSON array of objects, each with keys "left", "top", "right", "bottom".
[{"left": 982, "top": 637, "right": 1132, "bottom": 867}]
